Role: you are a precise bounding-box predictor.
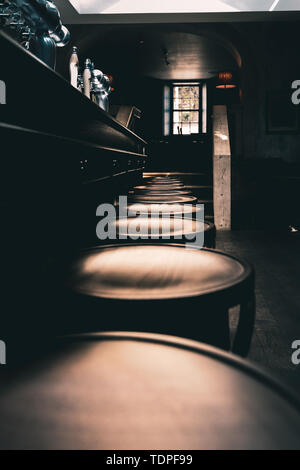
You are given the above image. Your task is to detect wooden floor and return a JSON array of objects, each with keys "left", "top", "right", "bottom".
[{"left": 216, "top": 230, "right": 300, "bottom": 393}]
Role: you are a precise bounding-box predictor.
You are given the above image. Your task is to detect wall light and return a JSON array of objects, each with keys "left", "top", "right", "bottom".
[{"left": 216, "top": 72, "right": 237, "bottom": 89}]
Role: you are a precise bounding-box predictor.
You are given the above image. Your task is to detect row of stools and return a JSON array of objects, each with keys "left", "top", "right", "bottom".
[
  {"left": 66, "top": 174, "right": 255, "bottom": 357},
  {"left": 114, "top": 174, "right": 216, "bottom": 248},
  {"left": 2, "top": 175, "right": 300, "bottom": 450}
]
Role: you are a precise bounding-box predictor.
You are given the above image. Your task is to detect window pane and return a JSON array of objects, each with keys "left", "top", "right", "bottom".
[
  {"left": 189, "top": 111, "right": 199, "bottom": 122},
  {"left": 173, "top": 86, "right": 199, "bottom": 110},
  {"left": 191, "top": 122, "right": 199, "bottom": 134},
  {"left": 174, "top": 99, "right": 198, "bottom": 110},
  {"left": 173, "top": 111, "right": 199, "bottom": 123},
  {"left": 173, "top": 111, "right": 180, "bottom": 122},
  {"left": 173, "top": 124, "right": 180, "bottom": 134},
  {"left": 181, "top": 123, "right": 190, "bottom": 135},
  {"left": 173, "top": 122, "right": 199, "bottom": 135},
  {"left": 173, "top": 86, "right": 199, "bottom": 100}
]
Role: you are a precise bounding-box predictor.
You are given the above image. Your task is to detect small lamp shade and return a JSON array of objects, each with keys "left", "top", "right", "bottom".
[{"left": 216, "top": 72, "right": 237, "bottom": 89}]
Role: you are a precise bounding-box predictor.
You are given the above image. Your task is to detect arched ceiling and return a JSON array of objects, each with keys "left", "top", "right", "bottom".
[
  {"left": 133, "top": 31, "right": 238, "bottom": 80},
  {"left": 63, "top": 27, "right": 239, "bottom": 80}
]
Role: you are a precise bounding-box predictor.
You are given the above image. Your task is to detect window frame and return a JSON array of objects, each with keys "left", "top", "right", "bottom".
[
  {"left": 164, "top": 81, "right": 208, "bottom": 136},
  {"left": 171, "top": 82, "right": 201, "bottom": 136}
]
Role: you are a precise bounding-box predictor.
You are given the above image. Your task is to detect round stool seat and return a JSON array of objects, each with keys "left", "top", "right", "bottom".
[
  {"left": 128, "top": 194, "right": 198, "bottom": 204},
  {"left": 112, "top": 217, "right": 215, "bottom": 247},
  {"left": 145, "top": 178, "right": 182, "bottom": 184},
  {"left": 130, "top": 189, "right": 192, "bottom": 196},
  {"left": 144, "top": 181, "right": 183, "bottom": 187},
  {"left": 125, "top": 202, "right": 204, "bottom": 219},
  {"left": 0, "top": 332, "right": 299, "bottom": 450},
  {"left": 66, "top": 244, "right": 255, "bottom": 356},
  {"left": 135, "top": 184, "right": 185, "bottom": 190},
  {"left": 69, "top": 245, "right": 248, "bottom": 300},
  {"left": 149, "top": 179, "right": 182, "bottom": 184}
]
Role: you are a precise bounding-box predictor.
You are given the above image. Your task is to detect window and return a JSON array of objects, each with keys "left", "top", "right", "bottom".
[
  {"left": 173, "top": 84, "right": 199, "bottom": 135},
  {"left": 163, "top": 82, "right": 207, "bottom": 136}
]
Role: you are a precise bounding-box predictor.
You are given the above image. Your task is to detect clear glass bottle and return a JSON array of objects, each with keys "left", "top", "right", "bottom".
[
  {"left": 69, "top": 46, "right": 79, "bottom": 88},
  {"left": 83, "top": 58, "right": 93, "bottom": 99}
]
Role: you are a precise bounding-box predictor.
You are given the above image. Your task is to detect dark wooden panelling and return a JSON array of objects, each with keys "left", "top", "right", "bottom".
[{"left": 0, "top": 31, "right": 148, "bottom": 312}]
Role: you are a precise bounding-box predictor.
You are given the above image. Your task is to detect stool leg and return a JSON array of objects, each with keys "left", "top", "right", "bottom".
[{"left": 232, "top": 293, "right": 256, "bottom": 357}]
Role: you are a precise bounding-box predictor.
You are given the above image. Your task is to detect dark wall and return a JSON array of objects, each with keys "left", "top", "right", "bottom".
[
  {"left": 223, "top": 21, "right": 300, "bottom": 228},
  {"left": 232, "top": 21, "right": 300, "bottom": 163},
  {"left": 55, "top": 20, "right": 300, "bottom": 228},
  {"left": 110, "top": 76, "right": 163, "bottom": 141}
]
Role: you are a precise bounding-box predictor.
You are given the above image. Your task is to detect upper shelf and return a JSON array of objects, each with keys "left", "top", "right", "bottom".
[{"left": 0, "top": 30, "right": 147, "bottom": 154}]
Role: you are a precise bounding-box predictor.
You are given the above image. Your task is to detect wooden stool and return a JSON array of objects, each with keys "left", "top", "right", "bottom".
[
  {"left": 145, "top": 177, "right": 182, "bottom": 184},
  {"left": 128, "top": 194, "right": 198, "bottom": 204},
  {"left": 111, "top": 217, "right": 215, "bottom": 248},
  {"left": 134, "top": 183, "right": 185, "bottom": 190},
  {"left": 124, "top": 201, "right": 204, "bottom": 220},
  {"left": 64, "top": 243, "right": 255, "bottom": 356},
  {"left": 1, "top": 332, "right": 299, "bottom": 449},
  {"left": 129, "top": 189, "right": 192, "bottom": 196}
]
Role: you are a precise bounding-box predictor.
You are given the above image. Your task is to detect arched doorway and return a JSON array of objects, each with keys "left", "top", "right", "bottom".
[{"left": 59, "top": 23, "right": 246, "bottom": 172}]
